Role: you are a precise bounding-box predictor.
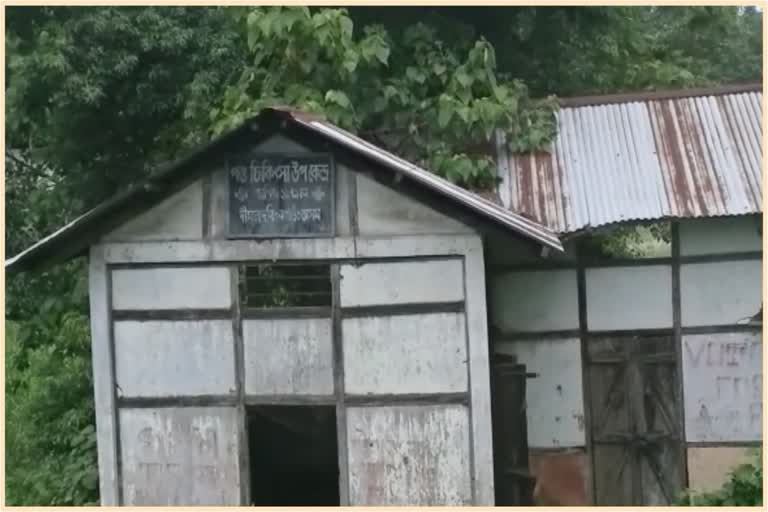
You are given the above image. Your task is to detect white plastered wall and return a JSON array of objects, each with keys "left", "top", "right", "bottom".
[
  {"left": 679, "top": 216, "right": 763, "bottom": 448},
  {"left": 487, "top": 214, "right": 762, "bottom": 499}
]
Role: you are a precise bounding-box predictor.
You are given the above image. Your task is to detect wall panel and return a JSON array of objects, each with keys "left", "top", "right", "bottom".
[
  {"left": 243, "top": 318, "right": 334, "bottom": 396},
  {"left": 343, "top": 313, "right": 468, "bottom": 395},
  {"left": 687, "top": 446, "right": 757, "bottom": 492},
  {"left": 111, "top": 267, "right": 232, "bottom": 310},
  {"left": 682, "top": 331, "right": 762, "bottom": 442},
  {"left": 528, "top": 448, "right": 589, "bottom": 506},
  {"left": 490, "top": 270, "right": 579, "bottom": 332},
  {"left": 679, "top": 216, "right": 761, "bottom": 256},
  {"left": 586, "top": 265, "right": 673, "bottom": 330},
  {"left": 347, "top": 404, "right": 472, "bottom": 505},
  {"left": 340, "top": 259, "right": 463, "bottom": 307},
  {"left": 680, "top": 260, "right": 762, "bottom": 327},
  {"left": 114, "top": 320, "right": 235, "bottom": 397},
  {"left": 119, "top": 407, "right": 241, "bottom": 505}
]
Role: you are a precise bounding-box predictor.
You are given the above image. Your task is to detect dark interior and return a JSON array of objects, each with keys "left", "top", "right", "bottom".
[{"left": 248, "top": 405, "right": 340, "bottom": 506}]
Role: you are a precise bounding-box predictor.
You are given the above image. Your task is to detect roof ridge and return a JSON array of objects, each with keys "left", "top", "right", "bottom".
[{"left": 558, "top": 82, "right": 762, "bottom": 108}]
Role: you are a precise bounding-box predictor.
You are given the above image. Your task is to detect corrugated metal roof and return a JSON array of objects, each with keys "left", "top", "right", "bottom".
[{"left": 496, "top": 85, "right": 763, "bottom": 234}]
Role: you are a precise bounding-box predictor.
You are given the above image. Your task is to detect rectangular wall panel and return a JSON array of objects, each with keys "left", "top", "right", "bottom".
[
  {"left": 586, "top": 265, "right": 673, "bottom": 330},
  {"left": 495, "top": 338, "right": 586, "bottom": 448},
  {"left": 112, "top": 267, "right": 232, "bottom": 310},
  {"left": 347, "top": 405, "right": 472, "bottom": 505},
  {"left": 340, "top": 259, "right": 464, "bottom": 307},
  {"left": 490, "top": 270, "right": 579, "bottom": 332},
  {"left": 120, "top": 407, "right": 241, "bottom": 505},
  {"left": 343, "top": 313, "right": 468, "bottom": 395},
  {"left": 528, "top": 448, "right": 589, "bottom": 506},
  {"left": 114, "top": 320, "right": 235, "bottom": 397},
  {"left": 679, "top": 216, "right": 762, "bottom": 256},
  {"left": 680, "top": 260, "right": 762, "bottom": 327},
  {"left": 243, "top": 318, "right": 334, "bottom": 396},
  {"left": 683, "top": 332, "right": 762, "bottom": 442},
  {"left": 687, "top": 446, "right": 758, "bottom": 492}
]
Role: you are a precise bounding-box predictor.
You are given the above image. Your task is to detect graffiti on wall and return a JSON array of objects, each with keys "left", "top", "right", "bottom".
[{"left": 682, "top": 332, "right": 762, "bottom": 442}]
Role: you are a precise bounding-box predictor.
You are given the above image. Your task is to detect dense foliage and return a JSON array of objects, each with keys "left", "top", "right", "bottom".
[
  {"left": 5, "top": 5, "right": 763, "bottom": 505},
  {"left": 677, "top": 450, "right": 763, "bottom": 506}
]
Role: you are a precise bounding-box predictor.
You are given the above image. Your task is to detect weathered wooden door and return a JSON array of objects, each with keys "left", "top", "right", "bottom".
[
  {"left": 490, "top": 354, "right": 534, "bottom": 506},
  {"left": 586, "top": 335, "right": 685, "bottom": 505}
]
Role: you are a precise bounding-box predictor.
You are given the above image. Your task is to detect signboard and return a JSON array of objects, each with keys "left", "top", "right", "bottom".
[
  {"left": 682, "top": 331, "right": 762, "bottom": 443},
  {"left": 228, "top": 153, "right": 334, "bottom": 238}
]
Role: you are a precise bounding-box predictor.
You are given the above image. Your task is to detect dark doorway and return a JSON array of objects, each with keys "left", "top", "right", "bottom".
[
  {"left": 248, "top": 405, "right": 340, "bottom": 506},
  {"left": 490, "top": 353, "right": 535, "bottom": 505}
]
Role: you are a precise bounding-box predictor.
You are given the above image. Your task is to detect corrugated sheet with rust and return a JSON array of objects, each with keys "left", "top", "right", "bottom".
[{"left": 497, "top": 88, "right": 763, "bottom": 234}]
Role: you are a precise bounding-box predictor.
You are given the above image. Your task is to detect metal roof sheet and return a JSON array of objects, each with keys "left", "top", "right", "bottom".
[{"left": 496, "top": 85, "right": 763, "bottom": 234}]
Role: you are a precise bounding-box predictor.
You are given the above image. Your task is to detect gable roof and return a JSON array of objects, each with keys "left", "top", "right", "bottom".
[
  {"left": 495, "top": 83, "right": 763, "bottom": 235},
  {"left": 6, "top": 107, "right": 563, "bottom": 273}
]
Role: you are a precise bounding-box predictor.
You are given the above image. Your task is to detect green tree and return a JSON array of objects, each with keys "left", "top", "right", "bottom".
[
  {"left": 202, "top": 6, "right": 557, "bottom": 189},
  {"left": 6, "top": 6, "right": 244, "bottom": 206}
]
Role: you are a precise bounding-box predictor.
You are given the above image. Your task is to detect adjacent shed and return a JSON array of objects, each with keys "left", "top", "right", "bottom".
[{"left": 489, "top": 83, "right": 763, "bottom": 506}]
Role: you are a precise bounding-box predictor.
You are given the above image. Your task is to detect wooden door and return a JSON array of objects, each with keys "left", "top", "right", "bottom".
[
  {"left": 491, "top": 354, "right": 534, "bottom": 506},
  {"left": 586, "top": 335, "right": 684, "bottom": 505}
]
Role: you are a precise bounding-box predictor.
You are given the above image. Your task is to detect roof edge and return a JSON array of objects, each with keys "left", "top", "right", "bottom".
[
  {"left": 558, "top": 82, "right": 762, "bottom": 108},
  {"left": 558, "top": 212, "right": 763, "bottom": 241}
]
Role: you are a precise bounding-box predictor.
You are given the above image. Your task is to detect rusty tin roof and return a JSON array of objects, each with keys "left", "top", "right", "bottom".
[{"left": 496, "top": 84, "right": 763, "bottom": 234}]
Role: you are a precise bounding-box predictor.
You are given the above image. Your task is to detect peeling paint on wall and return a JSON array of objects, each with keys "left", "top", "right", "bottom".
[
  {"left": 343, "top": 313, "right": 468, "bottom": 395},
  {"left": 347, "top": 405, "right": 472, "bottom": 505},
  {"left": 119, "top": 407, "right": 241, "bottom": 505},
  {"left": 243, "top": 318, "right": 334, "bottom": 396}
]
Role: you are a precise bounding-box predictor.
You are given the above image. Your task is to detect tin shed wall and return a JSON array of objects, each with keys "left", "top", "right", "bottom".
[
  {"left": 678, "top": 216, "right": 763, "bottom": 445},
  {"left": 487, "top": 215, "right": 762, "bottom": 502}
]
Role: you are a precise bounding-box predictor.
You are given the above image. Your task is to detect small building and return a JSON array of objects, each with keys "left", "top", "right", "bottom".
[{"left": 7, "top": 84, "right": 763, "bottom": 506}]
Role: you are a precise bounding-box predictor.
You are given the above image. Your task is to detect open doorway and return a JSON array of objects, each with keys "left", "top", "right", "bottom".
[{"left": 248, "top": 405, "right": 340, "bottom": 506}]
